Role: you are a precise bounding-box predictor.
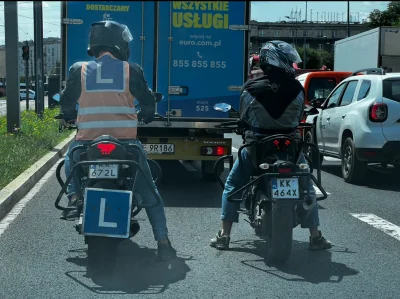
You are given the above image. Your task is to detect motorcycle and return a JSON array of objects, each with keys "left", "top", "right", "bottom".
[
  {"left": 212, "top": 103, "right": 328, "bottom": 265},
  {"left": 52, "top": 92, "right": 165, "bottom": 274}
]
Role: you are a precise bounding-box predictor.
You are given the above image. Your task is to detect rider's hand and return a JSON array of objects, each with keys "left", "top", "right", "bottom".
[{"left": 138, "top": 111, "right": 153, "bottom": 124}]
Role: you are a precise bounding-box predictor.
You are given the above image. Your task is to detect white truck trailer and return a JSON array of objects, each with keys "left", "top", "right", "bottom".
[{"left": 334, "top": 26, "right": 400, "bottom": 73}]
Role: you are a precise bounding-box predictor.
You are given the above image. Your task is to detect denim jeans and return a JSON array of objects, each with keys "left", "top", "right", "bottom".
[
  {"left": 64, "top": 138, "right": 169, "bottom": 241},
  {"left": 221, "top": 147, "right": 320, "bottom": 228}
]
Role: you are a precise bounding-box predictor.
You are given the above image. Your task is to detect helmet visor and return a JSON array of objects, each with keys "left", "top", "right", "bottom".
[
  {"left": 121, "top": 25, "right": 133, "bottom": 42},
  {"left": 276, "top": 41, "right": 302, "bottom": 63}
]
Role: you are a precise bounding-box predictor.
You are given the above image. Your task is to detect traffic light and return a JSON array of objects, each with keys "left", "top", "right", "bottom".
[{"left": 22, "top": 46, "right": 29, "bottom": 61}]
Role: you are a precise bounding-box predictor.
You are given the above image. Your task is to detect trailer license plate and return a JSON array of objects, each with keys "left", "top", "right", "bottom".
[
  {"left": 89, "top": 164, "right": 119, "bottom": 179},
  {"left": 143, "top": 144, "right": 175, "bottom": 154},
  {"left": 271, "top": 178, "right": 299, "bottom": 199}
]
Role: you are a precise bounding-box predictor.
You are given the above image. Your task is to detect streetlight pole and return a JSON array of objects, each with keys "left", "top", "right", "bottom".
[
  {"left": 347, "top": 1, "right": 350, "bottom": 37},
  {"left": 303, "top": 1, "right": 307, "bottom": 68}
]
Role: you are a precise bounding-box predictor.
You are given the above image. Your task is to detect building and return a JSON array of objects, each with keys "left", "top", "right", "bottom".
[
  {"left": 250, "top": 20, "right": 369, "bottom": 53},
  {"left": 0, "top": 37, "right": 61, "bottom": 79}
]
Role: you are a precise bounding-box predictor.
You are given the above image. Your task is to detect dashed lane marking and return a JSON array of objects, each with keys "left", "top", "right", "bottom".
[{"left": 351, "top": 213, "right": 400, "bottom": 242}]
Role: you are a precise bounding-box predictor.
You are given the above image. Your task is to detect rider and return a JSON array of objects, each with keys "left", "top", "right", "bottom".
[
  {"left": 210, "top": 41, "right": 332, "bottom": 251},
  {"left": 59, "top": 20, "right": 176, "bottom": 261}
]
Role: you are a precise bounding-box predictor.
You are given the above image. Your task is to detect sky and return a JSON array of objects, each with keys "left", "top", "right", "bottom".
[{"left": 0, "top": 1, "right": 391, "bottom": 45}]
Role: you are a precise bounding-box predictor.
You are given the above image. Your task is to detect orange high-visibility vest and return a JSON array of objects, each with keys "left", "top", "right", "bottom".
[{"left": 75, "top": 52, "right": 137, "bottom": 141}]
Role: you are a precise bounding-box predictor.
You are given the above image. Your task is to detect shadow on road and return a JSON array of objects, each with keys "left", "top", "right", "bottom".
[
  {"left": 65, "top": 239, "right": 192, "bottom": 294},
  {"left": 229, "top": 239, "right": 359, "bottom": 284},
  {"left": 321, "top": 164, "right": 400, "bottom": 192},
  {"left": 157, "top": 161, "right": 224, "bottom": 208}
]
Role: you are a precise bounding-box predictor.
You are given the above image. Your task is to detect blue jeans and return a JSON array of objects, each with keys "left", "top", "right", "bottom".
[
  {"left": 221, "top": 148, "right": 320, "bottom": 228},
  {"left": 64, "top": 138, "right": 168, "bottom": 241}
]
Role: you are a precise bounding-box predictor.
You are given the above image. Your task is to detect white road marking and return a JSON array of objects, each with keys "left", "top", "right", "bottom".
[
  {"left": 0, "top": 159, "right": 61, "bottom": 237},
  {"left": 351, "top": 213, "right": 400, "bottom": 241},
  {"left": 232, "top": 147, "right": 238, "bottom": 153}
]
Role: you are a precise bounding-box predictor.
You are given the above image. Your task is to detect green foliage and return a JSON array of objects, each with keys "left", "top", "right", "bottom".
[
  {"left": 295, "top": 47, "right": 334, "bottom": 69},
  {"left": 368, "top": 1, "right": 400, "bottom": 28},
  {"left": 0, "top": 108, "right": 70, "bottom": 189}
]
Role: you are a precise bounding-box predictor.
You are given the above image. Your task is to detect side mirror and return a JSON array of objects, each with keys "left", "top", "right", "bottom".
[
  {"left": 52, "top": 93, "right": 60, "bottom": 102},
  {"left": 213, "top": 103, "right": 232, "bottom": 113},
  {"left": 154, "top": 92, "right": 164, "bottom": 103},
  {"left": 310, "top": 98, "right": 325, "bottom": 108}
]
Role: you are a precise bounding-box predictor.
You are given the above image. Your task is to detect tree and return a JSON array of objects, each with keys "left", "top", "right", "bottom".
[
  {"left": 295, "top": 47, "right": 334, "bottom": 70},
  {"left": 368, "top": 1, "right": 400, "bottom": 28},
  {"left": 296, "top": 47, "right": 322, "bottom": 69},
  {"left": 319, "top": 50, "right": 334, "bottom": 70}
]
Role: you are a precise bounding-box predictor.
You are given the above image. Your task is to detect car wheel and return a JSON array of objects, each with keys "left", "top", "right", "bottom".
[{"left": 341, "top": 137, "right": 367, "bottom": 184}]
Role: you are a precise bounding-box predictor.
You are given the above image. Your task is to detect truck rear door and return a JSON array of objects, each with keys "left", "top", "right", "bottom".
[
  {"left": 155, "top": 1, "right": 249, "bottom": 120},
  {"left": 62, "top": 1, "right": 155, "bottom": 85}
]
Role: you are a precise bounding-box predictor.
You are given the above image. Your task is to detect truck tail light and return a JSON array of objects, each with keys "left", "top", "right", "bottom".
[
  {"left": 369, "top": 103, "right": 388, "bottom": 122},
  {"left": 201, "top": 146, "right": 228, "bottom": 156}
]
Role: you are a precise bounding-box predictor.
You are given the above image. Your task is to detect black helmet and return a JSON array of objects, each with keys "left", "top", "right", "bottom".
[
  {"left": 87, "top": 20, "right": 133, "bottom": 61},
  {"left": 259, "top": 40, "right": 302, "bottom": 75}
]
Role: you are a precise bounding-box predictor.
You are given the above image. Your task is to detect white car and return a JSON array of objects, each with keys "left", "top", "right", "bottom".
[
  {"left": 307, "top": 69, "right": 400, "bottom": 184},
  {"left": 20, "top": 89, "right": 36, "bottom": 101}
]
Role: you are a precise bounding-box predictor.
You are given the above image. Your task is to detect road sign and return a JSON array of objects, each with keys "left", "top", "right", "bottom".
[{"left": 82, "top": 188, "right": 133, "bottom": 238}]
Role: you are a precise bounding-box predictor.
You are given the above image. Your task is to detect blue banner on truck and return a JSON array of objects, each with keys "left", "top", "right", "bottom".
[
  {"left": 156, "top": 1, "right": 248, "bottom": 119},
  {"left": 64, "top": 1, "right": 155, "bottom": 84}
]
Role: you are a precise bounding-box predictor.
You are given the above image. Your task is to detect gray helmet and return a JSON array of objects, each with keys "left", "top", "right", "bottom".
[
  {"left": 87, "top": 20, "right": 133, "bottom": 61},
  {"left": 259, "top": 40, "right": 302, "bottom": 75}
]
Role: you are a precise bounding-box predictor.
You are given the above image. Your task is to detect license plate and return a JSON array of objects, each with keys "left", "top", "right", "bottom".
[
  {"left": 142, "top": 143, "right": 175, "bottom": 154},
  {"left": 89, "top": 164, "right": 119, "bottom": 179},
  {"left": 271, "top": 177, "right": 299, "bottom": 199}
]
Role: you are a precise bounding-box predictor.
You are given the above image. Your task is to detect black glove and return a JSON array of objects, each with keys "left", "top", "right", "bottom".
[{"left": 137, "top": 111, "right": 154, "bottom": 124}]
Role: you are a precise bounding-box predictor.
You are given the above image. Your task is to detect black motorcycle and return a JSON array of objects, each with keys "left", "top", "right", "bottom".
[
  {"left": 53, "top": 92, "right": 164, "bottom": 274},
  {"left": 212, "top": 103, "right": 328, "bottom": 265}
]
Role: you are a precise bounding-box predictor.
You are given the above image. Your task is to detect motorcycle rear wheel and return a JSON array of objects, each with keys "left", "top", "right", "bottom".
[
  {"left": 261, "top": 202, "right": 293, "bottom": 265},
  {"left": 86, "top": 181, "right": 122, "bottom": 276}
]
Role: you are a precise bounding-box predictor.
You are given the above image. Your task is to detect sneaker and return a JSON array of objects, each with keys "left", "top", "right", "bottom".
[
  {"left": 210, "top": 230, "right": 230, "bottom": 250},
  {"left": 309, "top": 230, "right": 332, "bottom": 251},
  {"left": 60, "top": 195, "right": 79, "bottom": 220},
  {"left": 157, "top": 240, "right": 177, "bottom": 261}
]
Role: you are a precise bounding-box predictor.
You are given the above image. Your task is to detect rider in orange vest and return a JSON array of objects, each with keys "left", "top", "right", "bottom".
[{"left": 59, "top": 20, "right": 175, "bottom": 261}]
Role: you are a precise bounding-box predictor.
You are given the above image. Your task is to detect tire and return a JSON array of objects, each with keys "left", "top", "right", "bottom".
[
  {"left": 86, "top": 181, "right": 121, "bottom": 276},
  {"left": 261, "top": 202, "right": 294, "bottom": 265},
  {"left": 201, "top": 160, "right": 223, "bottom": 181},
  {"left": 341, "top": 137, "right": 367, "bottom": 184},
  {"left": 304, "top": 131, "right": 323, "bottom": 168}
]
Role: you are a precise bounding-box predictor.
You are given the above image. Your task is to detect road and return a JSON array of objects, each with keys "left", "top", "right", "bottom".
[
  {"left": 0, "top": 134, "right": 399, "bottom": 298},
  {"left": 0, "top": 96, "right": 49, "bottom": 117}
]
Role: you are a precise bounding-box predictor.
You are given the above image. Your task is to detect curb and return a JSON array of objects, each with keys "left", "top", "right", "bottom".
[{"left": 0, "top": 133, "right": 75, "bottom": 221}]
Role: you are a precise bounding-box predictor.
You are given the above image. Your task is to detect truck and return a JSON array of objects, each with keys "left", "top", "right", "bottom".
[
  {"left": 60, "top": 1, "right": 250, "bottom": 180},
  {"left": 334, "top": 26, "right": 400, "bottom": 73}
]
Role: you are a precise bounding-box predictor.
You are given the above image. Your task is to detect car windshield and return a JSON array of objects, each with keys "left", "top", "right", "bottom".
[
  {"left": 383, "top": 79, "right": 400, "bottom": 102},
  {"left": 307, "top": 77, "right": 337, "bottom": 101}
]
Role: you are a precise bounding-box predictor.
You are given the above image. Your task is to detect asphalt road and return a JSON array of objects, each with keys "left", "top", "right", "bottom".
[
  {"left": 0, "top": 96, "right": 49, "bottom": 117},
  {"left": 0, "top": 134, "right": 399, "bottom": 298}
]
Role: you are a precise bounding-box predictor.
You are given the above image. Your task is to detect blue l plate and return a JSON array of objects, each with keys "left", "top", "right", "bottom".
[{"left": 82, "top": 188, "right": 133, "bottom": 238}]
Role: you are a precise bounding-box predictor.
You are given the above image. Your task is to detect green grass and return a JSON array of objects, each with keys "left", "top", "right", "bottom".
[{"left": 0, "top": 108, "right": 70, "bottom": 189}]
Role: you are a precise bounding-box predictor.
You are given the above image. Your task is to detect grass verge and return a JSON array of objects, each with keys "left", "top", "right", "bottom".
[{"left": 0, "top": 108, "right": 70, "bottom": 189}]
